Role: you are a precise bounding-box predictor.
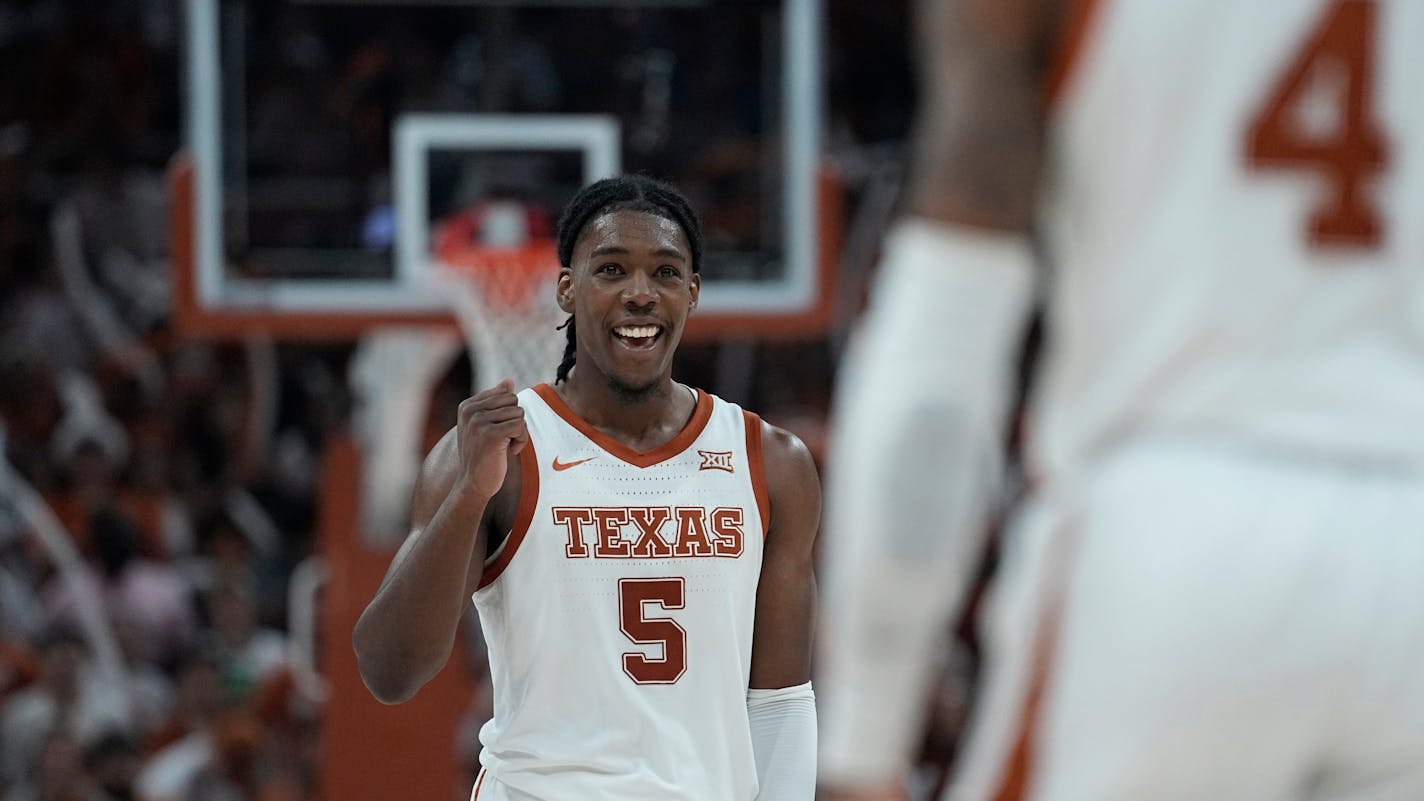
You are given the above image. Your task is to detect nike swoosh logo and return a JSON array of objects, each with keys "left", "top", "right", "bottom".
[{"left": 552, "top": 456, "right": 597, "bottom": 471}]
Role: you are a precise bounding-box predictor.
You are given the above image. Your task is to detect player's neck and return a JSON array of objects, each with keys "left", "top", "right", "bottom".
[{"left": 555, "top": 371, "right": 696, "bottom": 450}]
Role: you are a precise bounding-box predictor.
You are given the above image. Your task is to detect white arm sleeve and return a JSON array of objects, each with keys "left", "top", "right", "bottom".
[
  {"left": 748, "top": 682, "right": 817, "bottom": 801},
  {"left": 817, "top": 219, "right": 1036, "bottom": 789}
]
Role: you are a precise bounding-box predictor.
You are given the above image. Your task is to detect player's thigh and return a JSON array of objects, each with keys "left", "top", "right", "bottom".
[
  {"left": 1312, "top": 765, "right": 1424, "bottom": 801},
  {"left": 986, "top": 448, "right": 1339, "bottom": 801},
  {"left": 1311, "top": 482, "right": 1424, "bottom": 801},
  {"left": 951, "top": 443, "right": 1424, "bottom": 801},
  {"left": 1031, "top": 508, "right": 1323, "bottom": 799},
  {"left": 940, "top": 496, "right": 1083, "bottom": 801}
]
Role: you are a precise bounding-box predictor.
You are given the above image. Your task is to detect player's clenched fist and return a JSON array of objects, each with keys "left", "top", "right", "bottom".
[{"left": 456, "top": 379, "right": 529, "bottom": 499}]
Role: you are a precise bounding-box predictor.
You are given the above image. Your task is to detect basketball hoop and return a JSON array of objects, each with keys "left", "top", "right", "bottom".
[
  {"left": 431, "top": 240, "right": 566, "bottom": 392},
  {"left": 348, "top": 242, "right": 560, "bottom": 542}
]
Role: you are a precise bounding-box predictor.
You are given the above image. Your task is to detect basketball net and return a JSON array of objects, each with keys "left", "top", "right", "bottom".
[
  {"left": 431, "top": 240, "right": 566, "bottom": 393},
  {"left": 350, "top": 326, "right": 462, "bottom": 541},
  {"left": 349, "top": 240, "right": 564, "bottom": 543}
]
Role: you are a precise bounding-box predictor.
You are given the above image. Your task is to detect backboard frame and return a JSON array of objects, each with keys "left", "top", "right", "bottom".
[
  {"left": 175, "top": 0, "right": 836, "bottom": 341},
  {"left": 394, "top": 113, "right": 620, "bottom": 295}
]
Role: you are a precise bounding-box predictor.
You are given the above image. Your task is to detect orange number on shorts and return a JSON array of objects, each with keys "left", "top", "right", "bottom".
[
  {"left": 618, "top": 577, "right": 687, "bottom": 684},
  {"left": 1245, "top": 0, "right": 1388, "bottom": 248}
]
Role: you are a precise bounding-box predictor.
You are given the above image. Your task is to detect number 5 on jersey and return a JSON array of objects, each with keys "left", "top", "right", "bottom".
[{"left": 618, "top": 578, "right": 687, "bottom": 684}]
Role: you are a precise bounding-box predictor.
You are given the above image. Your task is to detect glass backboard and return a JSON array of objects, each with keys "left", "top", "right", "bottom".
[{"left": 174, "top": 0, "right": 833, "bottom": 339}]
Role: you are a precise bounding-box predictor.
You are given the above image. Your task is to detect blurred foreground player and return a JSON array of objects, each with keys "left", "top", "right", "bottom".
[
  {"left": 819, "top": 1, "right": 1424, "bottom": 800},
  {"left": 355, "top": 176, "right": 820, "bottom": 800}
]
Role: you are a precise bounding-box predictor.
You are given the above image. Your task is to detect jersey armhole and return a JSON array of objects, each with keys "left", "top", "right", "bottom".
[
  {"left": 476, "top": 439, "right": 540, "bottom": 590},
  {"left": 1044, "top": 0, "right": 1103, "bottom": 109}
]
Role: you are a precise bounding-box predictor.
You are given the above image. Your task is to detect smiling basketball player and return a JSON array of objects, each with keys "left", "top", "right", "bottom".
[{"left": 355, "top": 175, "right": 821, "bottom": 801}]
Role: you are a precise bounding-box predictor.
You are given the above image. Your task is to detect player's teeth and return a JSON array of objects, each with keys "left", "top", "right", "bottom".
[{"left": 616, "top": 326, "right": 658, "bottom": 338}]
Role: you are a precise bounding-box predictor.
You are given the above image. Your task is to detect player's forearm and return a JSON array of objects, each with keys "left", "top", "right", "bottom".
[
  {"left": 905, "top": 0, "right": 1048, "bottom": 231},
  {"left": 818, "top": 221, "right": 1035, "bottom": 787},
  {"left": 749, "top": 682, "right": 817, "bottom": 800},
  {"left": 818, "top": 520, "right": 987, "bottom": 780},
  {"left": 817, "top": 413, "right": 999, "bottom": 787},
  {"left": 353, "top": 483, "right": 490, "bottom": 704}
]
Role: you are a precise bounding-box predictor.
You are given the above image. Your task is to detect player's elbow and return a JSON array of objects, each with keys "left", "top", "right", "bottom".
[
  {"left": 352, "top": 616, "right": 434, "bottom": 705},
  {"left": 352, "top": 654, "right": 398, "bottom": 705},
  {"left": 354, "top": 644, "right": 423, "bottom": 705},
  {"left": 369, "top": 680, "right": 420, "bottom": 706},
  {"left": 362, "top": 671, "right": 416, "bottom": 706}
]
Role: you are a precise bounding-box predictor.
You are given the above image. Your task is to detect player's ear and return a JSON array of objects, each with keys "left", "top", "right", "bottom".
[
  {"left": 557, "top": 268, "right": 574, "bottom": 313},
  {"left": 687, "top": 273, "right": 700, "bottom": 311}
]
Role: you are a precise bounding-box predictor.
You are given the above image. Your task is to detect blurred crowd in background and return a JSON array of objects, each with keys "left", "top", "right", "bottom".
[
  {"left": 1, "top": 5, "right": 332, "bottom": 799},
  {"left": 0, "top": 2, "right": 917, "bottom": 800}
]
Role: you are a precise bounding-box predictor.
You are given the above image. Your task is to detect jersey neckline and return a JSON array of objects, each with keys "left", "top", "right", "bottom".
[{"left": 531, "top": 383, "right": 714, "bottom": 468}]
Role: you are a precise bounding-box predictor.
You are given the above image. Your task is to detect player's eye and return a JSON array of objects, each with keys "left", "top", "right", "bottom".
[
  {"left": 596, "top": 262, "right": 623, "bottom": 275},
  {"left": 656, "top": 265, "right": 681, "bottom": 279}
]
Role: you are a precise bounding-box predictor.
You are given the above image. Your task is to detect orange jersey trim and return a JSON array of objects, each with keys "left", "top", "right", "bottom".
[
  {"left": 742, "top": 410, "right": 771, "bottom": 538},
  {"left": 989, "top": 611, "right": 1059, "bottom": 801},
  {"left": 477, "top": 439, "right": 541, "bottom": 590},
  {"left": 471, "top": 767, "right": 487, "bottom": 800},
  {"left": 988, "top": 523, "right": 1081, "bottom": 801},
  {"left": 1044, "top": 0, "right": 1104, "bottom": 108},
  {"left": 532, "top": 383, "right": 714, "bottom": 468}
]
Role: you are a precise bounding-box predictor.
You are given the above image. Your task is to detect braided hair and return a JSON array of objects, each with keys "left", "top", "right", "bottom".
[{"left": 553, "top": 175, "right": 703, "bottom": 385}]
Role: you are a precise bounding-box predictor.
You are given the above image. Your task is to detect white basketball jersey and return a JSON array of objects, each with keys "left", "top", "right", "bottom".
[
  {"left": 470, "top": 384, "right": 768, "bottom": 801},
  {"left": 1031, "top": 0, "right": 1424, "bottom": 480}
]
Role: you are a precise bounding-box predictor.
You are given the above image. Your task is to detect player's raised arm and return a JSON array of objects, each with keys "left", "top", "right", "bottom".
[
  {"left": 901, "top": 0, "right": 1061, "bottom": 229},
  {"left": 747, "top": 420, "right": 821, "bottom": 801},
  {"left": 352, "top": 379, "right": 527, "bottom": 704},
  {"left": 817, "top": 0, "right": 1064, "bottom": 795}
]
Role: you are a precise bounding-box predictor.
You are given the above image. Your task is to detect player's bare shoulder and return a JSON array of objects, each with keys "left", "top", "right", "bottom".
[{"left": 758, "top": 420, "right": 821, "bottom": 544}]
